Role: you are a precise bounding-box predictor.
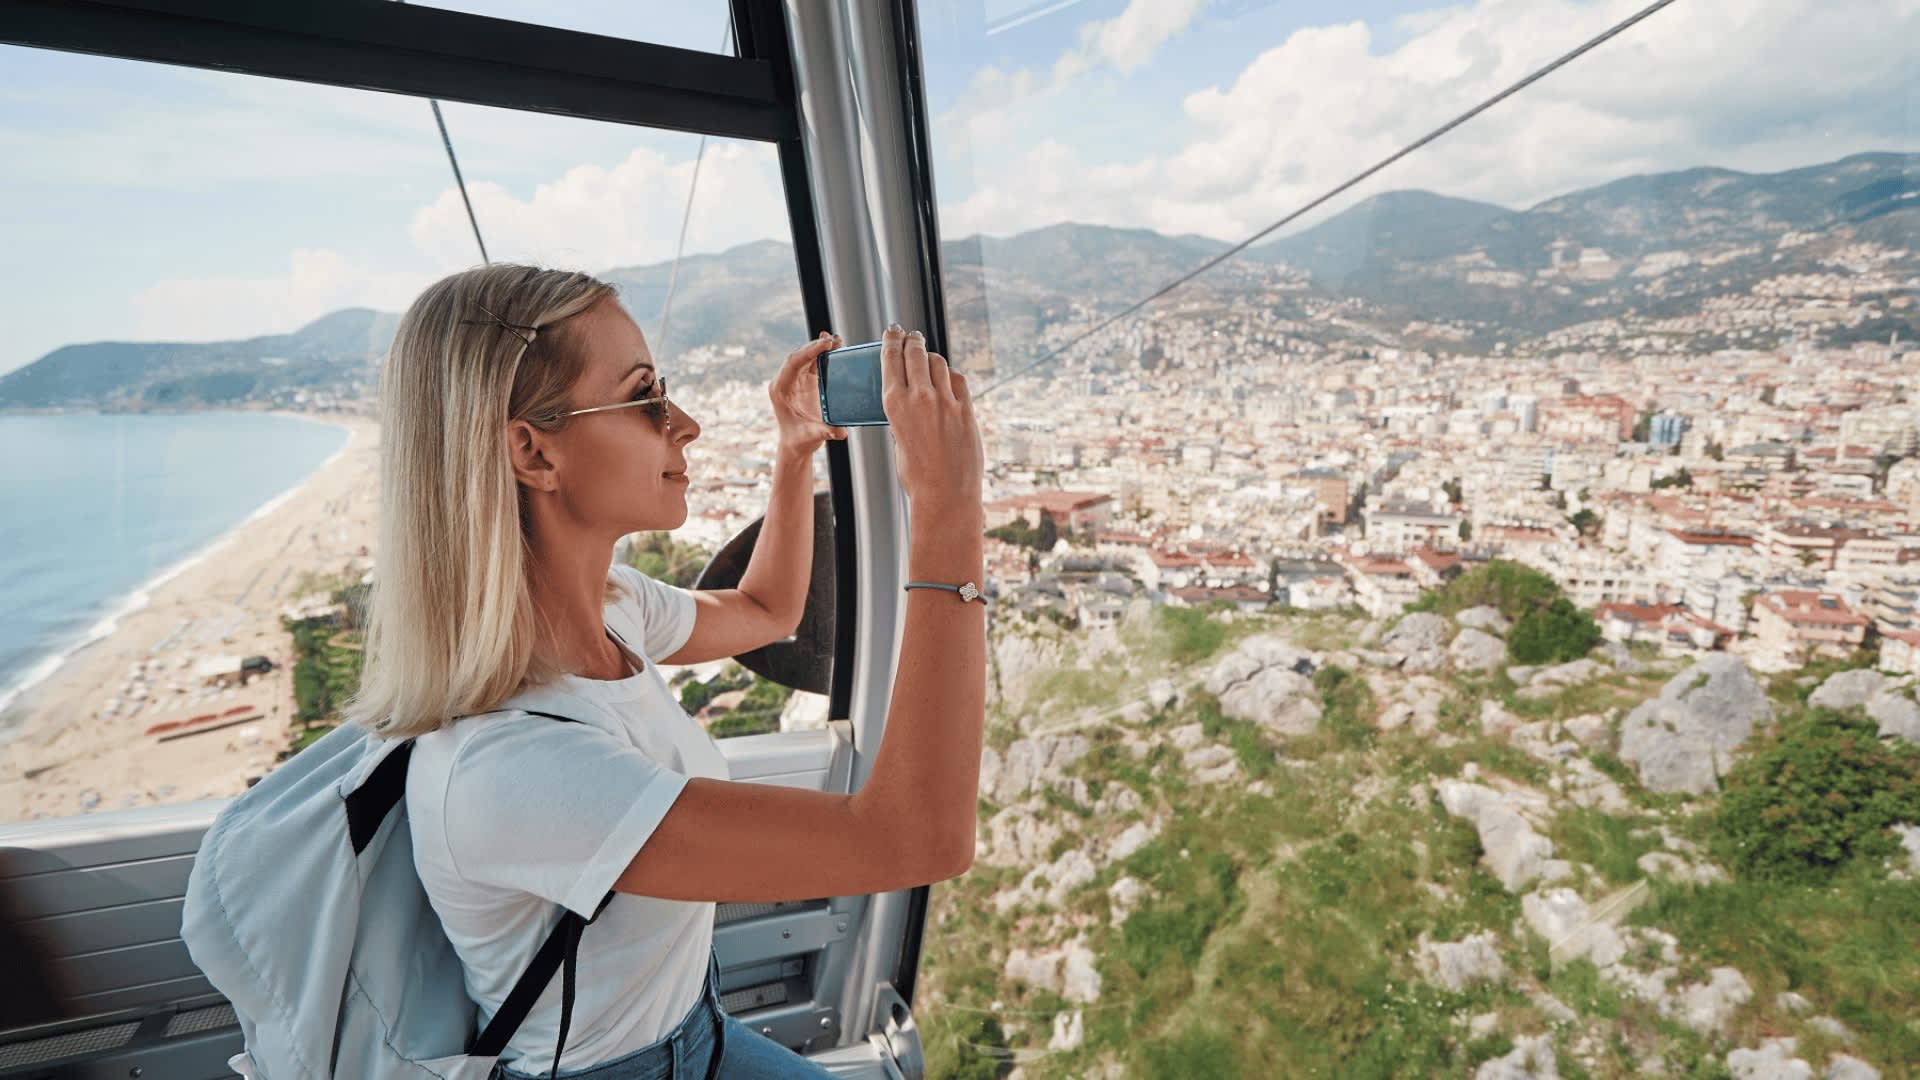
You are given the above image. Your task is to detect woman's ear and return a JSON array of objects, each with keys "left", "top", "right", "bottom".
[{"left": 506, "top": 419, "right": 559, "bottom": 493}]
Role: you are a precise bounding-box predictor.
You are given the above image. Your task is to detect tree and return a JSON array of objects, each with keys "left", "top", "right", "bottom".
[
  {"left": 1508, "top": 598, "right": 1602, "bottom": 664},
  {"left": 1568, "top": 508, "right": 1600, "bottom": 538},
  {"left": 1458, "top": 520, "right": 1472, "bottom": 541},
  {"left": 1712, "top": 710, "right": 1920, "bottom": 883},
  {"left": 1441, "top": 477, "right": 1463, "bottom": 505},
  {"left": 1632, "top": 410, "right": 1655, "bottom": 443},
  {"left": 1035, "top": 513, "right": 1060, "bottom": 552},
  {"left": 1705, "top": 440, "right": 1725, "bottom": 461}
]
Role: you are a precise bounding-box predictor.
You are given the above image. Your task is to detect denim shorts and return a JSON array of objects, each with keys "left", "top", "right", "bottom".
[{"left": 494, "top": 949, "right": 839, "bottom": 1079}]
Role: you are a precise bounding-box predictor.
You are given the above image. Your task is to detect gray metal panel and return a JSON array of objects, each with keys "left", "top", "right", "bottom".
[
  {"left": 54, "top": 938, "right": 204, "bottom": 1000},
  {"left": 5, "top": 852, "right": 196, "bottom": 917},
  {"left": 781, "top": 0, "right": 934, "bottom": 1056},
  {"left": 67, "top": 974, "right": 220, "bottom": 1017},
  {"left": 24, "top": 897, "right": 187, "bottom": 958}
]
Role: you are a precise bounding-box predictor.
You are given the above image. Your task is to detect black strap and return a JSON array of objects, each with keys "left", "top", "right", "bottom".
[
  {"left": 345, "top": 739, "right": 413, "bottom": 855},
  {"left": 470, "top": 889, "right": 616, "bottom": 1064},
  {"left": 460, "top": 708, "right": 617, "bottom": 1070}
]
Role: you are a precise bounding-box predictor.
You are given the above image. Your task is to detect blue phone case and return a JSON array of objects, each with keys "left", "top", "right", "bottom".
[{"left": 819, "top": 342, "right": 890, "bottom": 427}]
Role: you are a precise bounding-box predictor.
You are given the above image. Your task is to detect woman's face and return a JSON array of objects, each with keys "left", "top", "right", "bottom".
[{"left": 548, "top": 297, "right": 702, "bottom": 535}]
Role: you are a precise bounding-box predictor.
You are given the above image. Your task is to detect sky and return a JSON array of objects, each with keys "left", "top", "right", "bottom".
[{"left": 0, "top": 0, "right": 1915, "bottom": 376}]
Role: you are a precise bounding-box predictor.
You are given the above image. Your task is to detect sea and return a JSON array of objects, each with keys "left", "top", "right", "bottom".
[{"left": 0, "top": 411, "right": 352, "bottom": 723}]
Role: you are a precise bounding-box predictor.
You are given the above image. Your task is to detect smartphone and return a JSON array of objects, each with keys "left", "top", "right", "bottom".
[{"left": 818, "top": 341, "right": 889, "bottom": 427}]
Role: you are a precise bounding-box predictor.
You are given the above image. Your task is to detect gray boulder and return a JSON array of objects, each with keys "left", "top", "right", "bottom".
[
  {"left": 1673, "top": 966, "right": 1753, "bottom": 1034},
  {"left": 1597, "top": 640, "right": 1647, "bottom": 674},
  {"left": 979, "top": 735, "right": 1092, "bottom": 805},
  {"left": 1218, "top": 666, "right": 1323, "bottom": 737},
  {"left": 1382, "top": 612, "right": 1452, "bottom": 654},
  {"left": 1808, "top": 669, "right": 1889, "bottom": 710},
  {"left": 1450, "top": 628, "right": 1509, "bottom": 671},
  {"left": 1145, "top": 678, "right": 1179, "bottom": 713},
  {"left": 1727, "top": 1039, "right": 1813, "bottom": 1080},
  {"left": 1438, "top": 780, "right": 1569, "bottom": 892},
  {"left": 1456, "top": 605, "right": 1513, "bottom": 636},
  {"left": 1475, "top": 1035, "right": 1558, "bottom": 1080},
  {"left": 1415, "top": 931, "right": 1507, "bottom": 991},
  {"left": 1619, "top": 655, "right": 1773, "bottom": 794},
  {"left": 1825, "top": 1054, "right": 1881, "bottom": 1080},
  {"left": 1867, "top": 688, "right": 1920, "bottom": 746}
]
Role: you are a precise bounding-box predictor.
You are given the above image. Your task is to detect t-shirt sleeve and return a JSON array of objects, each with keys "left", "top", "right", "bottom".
[
  {"left": 612, "top": 564, "right": 698, "bottom": 660},
  {"left": 440, "top": 716, "right": 690, "bottom": 917}
]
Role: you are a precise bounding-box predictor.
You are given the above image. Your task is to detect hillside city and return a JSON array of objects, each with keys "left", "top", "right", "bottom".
[{"left": 666, "top": 230, "right": 1919, "bottom": 684}]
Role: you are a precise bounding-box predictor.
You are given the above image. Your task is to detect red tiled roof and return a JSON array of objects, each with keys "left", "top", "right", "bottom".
[{"left": 1757, "top": 590, "right": 1869, "bottom": 627}]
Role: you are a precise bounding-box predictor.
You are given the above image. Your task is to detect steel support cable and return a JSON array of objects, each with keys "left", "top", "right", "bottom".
[
  {"left": 977, "top": 0, "right": 1684, "bottom": 397},
  {"left": 429, "top": 99, "right": 490, "bottom": 264},
  {"left": 394, "top": 1, "right": 490, "bottom": 265},
  {"left": 658, "top": 17, "right": 739, "bottom": 358}
]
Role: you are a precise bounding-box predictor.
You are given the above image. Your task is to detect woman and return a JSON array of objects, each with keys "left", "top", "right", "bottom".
[{"left": 344, "top": 264, "right": 986, "bottom": 1078}]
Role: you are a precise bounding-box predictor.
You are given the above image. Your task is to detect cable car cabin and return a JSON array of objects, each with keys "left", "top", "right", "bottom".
[{"left": 0, "top": 1, "right": 944, "bottom": 1075}]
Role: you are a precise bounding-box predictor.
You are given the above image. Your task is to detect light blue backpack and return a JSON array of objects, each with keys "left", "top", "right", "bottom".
[{"left": 181, "top": 713, "right": 611, "bottom": 1080}]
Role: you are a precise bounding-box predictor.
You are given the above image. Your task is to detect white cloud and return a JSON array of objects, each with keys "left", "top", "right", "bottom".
[
  {"left": 940, "top": 0, "right": 1211, "bottom": 139},
  {"left": 130, "top": 250, "right": 431, "bottom": 342},
  {"left": 406, "top": 141, "right": 790, "bottom": 271},
  {"left": 1074, "top": 0, "right": 1209, "bottom": 74},
  {"left": 943, "top": 0, "right": 1920, "bottom": 240}
]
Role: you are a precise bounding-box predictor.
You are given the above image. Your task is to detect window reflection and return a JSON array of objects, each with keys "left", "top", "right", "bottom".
[{"left": 915, "top": 0, "right": 1917, "bottom": 1074}]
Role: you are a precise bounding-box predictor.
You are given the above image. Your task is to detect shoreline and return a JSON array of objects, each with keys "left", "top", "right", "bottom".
[
  {"left": 0, "top": 412, "right": 381, "bottom": 822},
  {"left": 0, "top": 411, "right": 361, "bottom": 723}
]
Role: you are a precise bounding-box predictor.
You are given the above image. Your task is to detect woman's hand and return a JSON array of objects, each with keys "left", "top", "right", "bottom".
[
  {"left": 769, "top": 331, "right": 849, "bottom": 461},
  {"left": 881, "top": 326, "right": 984, "bottom": 525}
]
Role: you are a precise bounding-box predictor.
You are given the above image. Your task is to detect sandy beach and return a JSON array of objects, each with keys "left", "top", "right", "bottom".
[{"left": 0, "top": 413, "right": 380, "bottom": 822}]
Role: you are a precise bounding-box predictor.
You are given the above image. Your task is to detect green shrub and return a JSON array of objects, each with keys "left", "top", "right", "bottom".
[
  {"left": 1712, "top": 710, "right": 1920, "bottom": 884},
  {"left": 1407, "top": 559, "right": 1563, "bottom": 621},
  {"left": 1507, "top": 598, "right": 1600, "bottom": 664}
]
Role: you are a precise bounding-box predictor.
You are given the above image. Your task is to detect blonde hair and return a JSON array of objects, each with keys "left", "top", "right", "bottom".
[{"left": 346, "top": 264, "right": 621, "bottom": 739}]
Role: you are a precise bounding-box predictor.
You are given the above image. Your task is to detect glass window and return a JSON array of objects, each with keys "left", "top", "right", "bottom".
[
  {"left": 915, "top": 0, "right": 1917, "bottom": 1074},
  {"left": 0, "top": 46, "right": 814, "bottom": 825},
  {"left": 403, "top": 0, "right": 737, "bottom": 54}
]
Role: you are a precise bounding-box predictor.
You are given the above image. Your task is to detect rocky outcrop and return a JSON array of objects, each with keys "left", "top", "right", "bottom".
[
  {"left": 1450, "top": 628, "right": 1509, "bottom": 672},
  {"left": 1205, "top": 635, "right": 1324, "bottom": 737},
  {"left": 1672, "top": 966, "right": 1753, "bottom": 1034},
  {"left": 1004, "top": 936, "right": 1102, "bottom": 1003},
  {"left": 1727, "top": 1038, "right": 1813, "bottom": 1080},
  {"left": 1414, "top": 931, "right": 1507, "bottom": 991},
  {"left": 1806, "top": 669, "right": 1920, "bottom": 745},
  {"left": 1456, "top": 606, "right": 1512, "bottom": 636},
  {"left": 1475, "top": 1034, "right": 1558, "bottom": 1080},
  {"left": 1438, "top": 780, "right": 1569, "bottom": 892},
  {"left": 1380, "top": 612, "right": 1452, "bottom": 672},
  {"left": 1618, "top": 655, "right": 1773, "bottom": 793},
  {"left": 980, "top": 735, "right": 1092, "bottom": 805},
  {"left": 1524, "top": 888, "right": 1626, "bottom": 968}
]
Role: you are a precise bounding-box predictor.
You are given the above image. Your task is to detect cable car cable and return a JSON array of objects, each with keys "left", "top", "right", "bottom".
[
  {"left": 394, "top": 1, "right": 491, "bottom": 265},
  {"left": 977, "top": 0, "right": 1684, "bottom": 397},
  {"left": 429, "top": 99, "right": 490, "bottom": 265},
  {"left": 658, "top": 17, "right": 738, "bottom": 359}
]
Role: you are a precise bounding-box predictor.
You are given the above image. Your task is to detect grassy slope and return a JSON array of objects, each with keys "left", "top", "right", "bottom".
[{"left": 917, "top": 609, "right": 1920, "bottom": 1078}]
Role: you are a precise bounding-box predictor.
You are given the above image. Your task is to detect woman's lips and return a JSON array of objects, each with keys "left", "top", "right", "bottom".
[{"left": 662, "top": 470, "right": 688, "bottom": 482}]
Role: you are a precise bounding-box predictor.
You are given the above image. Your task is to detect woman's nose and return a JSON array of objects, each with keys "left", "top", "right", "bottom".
[{"left": 671, "top": 400, "right": 701, "bottom": 443}]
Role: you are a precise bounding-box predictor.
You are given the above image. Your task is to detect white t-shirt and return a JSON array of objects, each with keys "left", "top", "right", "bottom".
[{"left": 406, "top": 564, "right": 728, "bottom": 1075}]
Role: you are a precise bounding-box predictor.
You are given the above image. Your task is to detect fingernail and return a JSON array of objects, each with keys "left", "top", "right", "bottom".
[
  {"left": 908, "top": 329, "right": 925, "bottom": 340},
  {"left": 887, "top": 322, "right": 902, "bottom": 333}
]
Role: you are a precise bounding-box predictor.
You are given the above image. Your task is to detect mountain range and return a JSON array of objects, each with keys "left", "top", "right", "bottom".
[{"left": 2, "top": 151, "right": 1912, "bottom": 410}]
